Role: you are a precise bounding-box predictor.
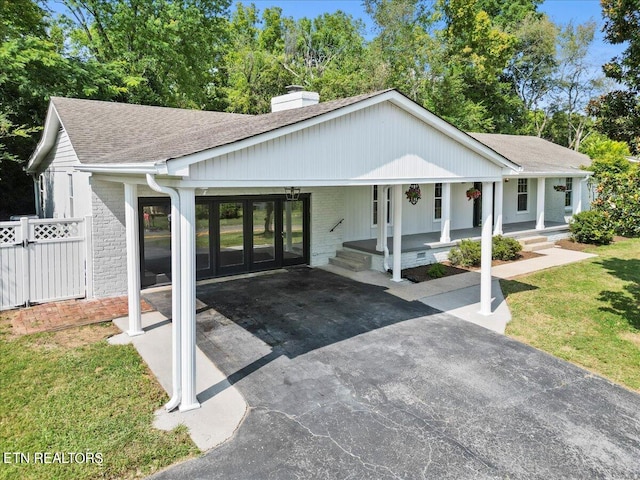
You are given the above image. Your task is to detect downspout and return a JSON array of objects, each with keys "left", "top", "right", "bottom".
[
  {"left": 32, "top": 173, "right": 41, "bottom": 218},
  {"left": 146, "top": 174, "right": 182, "bottom": 411}
]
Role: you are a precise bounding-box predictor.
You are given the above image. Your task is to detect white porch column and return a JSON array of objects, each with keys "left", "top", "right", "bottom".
[
  {"left": 572, "top": 178, "right": 583, "bottom": 215},
  {"left": 536, "top": 177, "right": 546, "bottom": 230},
  {"left": 382, "top": 186, "right": 390, "bottom": 271},
  {"left": 493, "top": 180, "right": 504, "bottom": 235},
  {"left": 479, "top": 181, "right": 494, "bottom": 316},
  {"left": 124, "top": 183, "right": 143, "bottom": 336},
  {"left": 178, "top": 187, "right": 200, "bottom": 412},
  {"left": 440, "top": 182, "right": 451, "bottom": 243},
  {"left": 376, "top": 185, "right": 384, "bottom": 252},
  {"left": 392, "top": 184, "right": 403, "bottom": 282}
]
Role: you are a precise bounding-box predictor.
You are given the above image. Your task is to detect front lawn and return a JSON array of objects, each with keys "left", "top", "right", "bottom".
[
  {"left": 502, "top": 238, "right": 640, "bottom": 392},
  {"left": 0, "top": 322, "right": 198, "bottom": 479}
]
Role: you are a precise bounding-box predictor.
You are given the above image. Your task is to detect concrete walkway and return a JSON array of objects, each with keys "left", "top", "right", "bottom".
[
  {"left": 109, "top": 312, "right": 247, "bottom": 451},
  {"left": 322, "top": 246, "right": 596, "bottom": 334}
]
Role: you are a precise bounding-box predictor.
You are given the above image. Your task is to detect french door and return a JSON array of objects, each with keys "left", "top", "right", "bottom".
[
  {"left": 212, "top": 196, "right": 309, "bottom": 276},
  {"left": 139, "top": 194, "right": 309, "bottom": 286}
]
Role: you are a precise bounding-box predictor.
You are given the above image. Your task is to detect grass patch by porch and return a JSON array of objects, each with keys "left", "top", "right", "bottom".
[
  {"left": 0, "top": 321, "right": 198, "bottom": 479},
  {"left": 502, "top": 238, "right": 640, "bottom": 392}
]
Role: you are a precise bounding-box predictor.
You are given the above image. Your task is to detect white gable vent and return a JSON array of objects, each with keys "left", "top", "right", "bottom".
[{"left": 271, "top": 85, "right": 320, "bottom": 112}]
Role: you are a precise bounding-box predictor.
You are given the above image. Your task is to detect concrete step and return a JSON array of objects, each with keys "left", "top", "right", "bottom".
[
  {"left": 336, "top": 249, "right": 372, "bottom": 268},
  {"left": 328, "top": 256, "right": 370, "bottom": 272},
  {"left": 523, "top": 241, "right": 556, "bottom": 252},
  {"left": 518, "top": 235, "right": 548, "bottom": 245}
]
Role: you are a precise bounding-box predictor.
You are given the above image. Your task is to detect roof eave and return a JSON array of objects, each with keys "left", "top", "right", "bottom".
[
  {"left": 26, "top": 102, "right": 60, "bottom": 174},
  {"left": 75, "top": 163, "right": 161, "bottom": 175}
]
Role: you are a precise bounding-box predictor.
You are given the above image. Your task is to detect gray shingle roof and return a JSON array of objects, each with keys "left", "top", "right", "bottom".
[
  {"left": 468, "top": 133, "right": 592, "bottom": 174},
  {"left": 53, "top": 90, "right": 392, "bottom": 165},
  {"left": 51, "top": 97, "right": 248, "bottom": 164}
]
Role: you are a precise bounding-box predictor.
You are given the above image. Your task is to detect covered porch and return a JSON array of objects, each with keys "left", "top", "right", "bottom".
[{"left": 344, "top": 220, "right": 570, "bottom": 254}]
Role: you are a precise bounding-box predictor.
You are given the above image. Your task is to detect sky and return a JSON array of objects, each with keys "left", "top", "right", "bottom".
[{"left": 246, "top": 0, "right": 624, "bottom": 75}]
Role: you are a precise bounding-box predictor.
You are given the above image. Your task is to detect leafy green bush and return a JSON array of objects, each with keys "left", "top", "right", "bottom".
[
  {"left": 492, "top": 235, "right": 522, "bottom": 261},
  {"left": 592, "top": 170, "right": 640, "bottom": 237},
  {"left": 448, "top": 239, "right": 481, "bottom": 267},
  {"left": 428, "top": 262, "right": 446, "bottom": 279},
  {"left": 570, "top": 210, "right": 614, "bottom": 245}
]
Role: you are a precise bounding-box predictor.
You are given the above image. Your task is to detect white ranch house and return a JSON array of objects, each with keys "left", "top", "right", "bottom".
[{"left": 26, "top": 88, "right": 591, "bottom": 411}]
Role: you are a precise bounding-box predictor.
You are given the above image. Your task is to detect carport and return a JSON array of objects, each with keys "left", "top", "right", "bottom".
[{"left": 105, "top": 90, "right": 520, "bottom": 412}]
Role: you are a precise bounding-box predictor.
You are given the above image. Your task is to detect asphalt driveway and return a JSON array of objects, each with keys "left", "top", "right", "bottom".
[{"left": 148, "top": 268, "right": 640, "bottom": 479}]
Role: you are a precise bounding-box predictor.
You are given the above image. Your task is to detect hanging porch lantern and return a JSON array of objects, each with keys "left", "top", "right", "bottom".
[{"left": 284, "top": 187, "right": 301, "bottom": 201}]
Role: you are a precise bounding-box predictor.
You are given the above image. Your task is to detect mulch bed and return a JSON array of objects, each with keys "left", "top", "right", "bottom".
[
  {"left": 556, "top": 238, "right": 590, "bottom": 252},
  {"left": 401, "top": 251, "right": 544, "bottom": 283},
  {"left": 556, "top": 235, "right": 628, "bottom": 252}
]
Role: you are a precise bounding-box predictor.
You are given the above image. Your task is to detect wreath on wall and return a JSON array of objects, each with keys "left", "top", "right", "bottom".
[{"left": 405, "top": 184, "right": 421, "bottom": 205}]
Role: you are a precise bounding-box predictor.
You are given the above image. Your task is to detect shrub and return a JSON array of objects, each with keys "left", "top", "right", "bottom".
[
  {"left": 592, "top": 170, "right": 640, "bottom": 237},
  {"left": 448, "top": 239, "right": 481, "bottom": 267},
  {"left": 492, "top": 235, "right": 522, "bottom": 261},
  {"left": 427, "top": 262, "right": 446, "bottom": 279},
  {"left": 570, "top": 210, "right": 614, "bottom": 245}
]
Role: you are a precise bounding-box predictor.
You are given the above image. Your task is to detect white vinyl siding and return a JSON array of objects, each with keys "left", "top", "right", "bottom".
[{"left": 188, "top": 102, "right": 504, "bottom": 185}]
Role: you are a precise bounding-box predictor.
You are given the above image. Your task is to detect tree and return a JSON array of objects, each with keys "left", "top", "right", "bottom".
[
  {"left": 58, "top": 0, "right": 231, "bottom": 108},
  {"left": 589, "top": 0, "right": 640, "bottom": 155},
  {"left": 579, "top": 132, "right": 631, "bottom": 177},
  {"left": 601, "top": 0, "right": 640, "bottom": 90},
  {"left": 505, "top": 13, "right": 558, "bottom": 136},
  {"left": 547, "top": 21, "right": 603, "bottom": 150},
  {"left": 587, "top": 90, "right": 640, "bottom": 155}
]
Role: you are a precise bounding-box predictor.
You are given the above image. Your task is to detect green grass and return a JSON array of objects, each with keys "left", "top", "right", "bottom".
[
  {"left": 502, "top": 238, "right": 640, "bottom": 392},
  {"left": 0, "top": 323, "right": 198, "bottom": 479}
]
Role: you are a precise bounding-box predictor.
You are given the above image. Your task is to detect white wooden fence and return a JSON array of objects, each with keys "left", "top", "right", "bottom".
[{"left": 0, "top": 217, "right": 93, "bottom": 310}]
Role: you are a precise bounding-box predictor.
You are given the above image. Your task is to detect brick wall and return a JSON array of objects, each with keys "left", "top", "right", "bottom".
[
  {"left": 90, "top": 179, "right": 128, "bottom": 297},
  {"left": 308, "top": 187, "right": 346, "bottom": 266}
]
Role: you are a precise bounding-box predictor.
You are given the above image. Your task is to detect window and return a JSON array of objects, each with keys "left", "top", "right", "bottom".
[
  {"left": 565, "top": 177, "right": 573, "bottom": 208},
  {"left": 372, "top": 185, "right": 392, "bottom": 226},
  {"left": 434, "top": 183, "right": 442, "bottom": 220},
  {"left": 517, "top": 179, "right": 528, "bottom": 212}
]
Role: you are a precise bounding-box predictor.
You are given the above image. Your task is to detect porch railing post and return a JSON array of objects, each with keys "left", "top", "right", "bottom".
[
  {"left": 493, "top": 180, "right": 503, "bottom": 235},
  {"left": 392, "top": 184, "right": 403, "bottom": 282},
  {"left": 536, "top": 178, "right": 545, "bottom": 230},
  {"left": 124, "top": 183, "right": 143, "bottom": 336},
  {"left": 479, "top": 181, "right": 494, "bottom": 316},
  {"left": 440, "top": 182, "right": 451, "bottom": 243},
  {"left": 178, "top": 187, "right": 200, "bottom": 412}
]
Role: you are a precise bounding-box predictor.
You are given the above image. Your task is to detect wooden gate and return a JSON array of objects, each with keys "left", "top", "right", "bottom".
[{"left": 0, "top": 217, "right": 93, "bottom": 310}]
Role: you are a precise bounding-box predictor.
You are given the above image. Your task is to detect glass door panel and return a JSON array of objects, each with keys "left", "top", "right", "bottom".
[
  {"left": 282, "top": 200, "right": 304, "bottom": 261},
  {"left": 219, "top": 202, "right": 245, "bottom": 267},
  {"left": 141, "top": 203, "right": 171, "bottom": 286},
  {"left": 252, "top": 201, "right": 276, "bottom": 264},
  {"left": 195, "top": 203, "right": 210, "bottom": 271}
]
